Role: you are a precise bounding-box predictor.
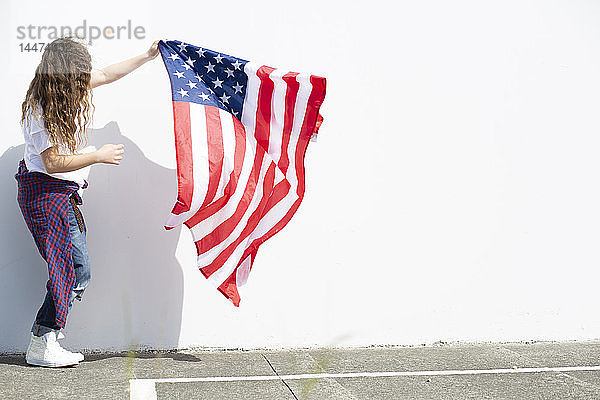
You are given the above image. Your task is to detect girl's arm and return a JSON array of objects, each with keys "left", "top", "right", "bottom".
[
  {"left": 90, "top": 40, "right": 159, "bottom": 88},
  {"left": 41, "top": 143, "right": 124, "bottom": 174}
]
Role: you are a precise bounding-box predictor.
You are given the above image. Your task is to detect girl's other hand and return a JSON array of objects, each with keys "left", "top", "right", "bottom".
[
  {"left": 146, "top": 40, "right": 160, "bottom": 60},
  {"left": 96, "top": 143, "right": 124, "bottom": 165}
]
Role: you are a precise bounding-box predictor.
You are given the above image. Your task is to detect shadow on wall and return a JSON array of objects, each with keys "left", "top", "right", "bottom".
[{"left": 0, "top": 121, "right": 184, "bottom": 353}]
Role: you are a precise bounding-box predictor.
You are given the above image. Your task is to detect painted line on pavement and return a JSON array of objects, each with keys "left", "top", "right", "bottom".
[{"left": 130, "top": 365, "right": 600, "bottom": 400}]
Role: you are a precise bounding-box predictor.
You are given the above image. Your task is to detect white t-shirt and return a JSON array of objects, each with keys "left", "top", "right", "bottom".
[{"left": 22, "top": 106, "right": 95, "bottom": 195}]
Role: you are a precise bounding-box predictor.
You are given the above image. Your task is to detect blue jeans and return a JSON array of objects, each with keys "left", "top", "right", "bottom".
[{"left": 31, "top": 195, "right": 91, "bottom": 337}]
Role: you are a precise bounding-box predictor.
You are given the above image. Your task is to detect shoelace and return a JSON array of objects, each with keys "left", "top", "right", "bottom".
[
  {"left": 53, "top": 341, "right": 80, "bottom": 359},
  {"left": 48, "top": 334, "right": 80, "bottom": 358}
]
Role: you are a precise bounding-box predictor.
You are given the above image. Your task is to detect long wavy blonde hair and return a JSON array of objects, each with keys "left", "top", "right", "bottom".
[{"left": 20, "top": 36, "right": 95, "bottom": 154}]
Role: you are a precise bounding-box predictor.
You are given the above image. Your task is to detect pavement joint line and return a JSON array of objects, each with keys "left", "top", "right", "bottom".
[
  {"left": 129, "top": 366, "right": 600, "bottom": 399},
  {"left": 261, "top": 353, "right": 299, "bottom": 400}
]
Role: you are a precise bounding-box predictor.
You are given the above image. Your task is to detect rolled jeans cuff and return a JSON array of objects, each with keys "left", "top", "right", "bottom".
[{"left": 31, "top": 323, "right": 60, "bottom": 337}]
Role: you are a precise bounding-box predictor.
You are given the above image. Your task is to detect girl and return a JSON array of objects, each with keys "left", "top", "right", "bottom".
[{"left": 16, "top": 36, "right": 159, "bottom": 367}]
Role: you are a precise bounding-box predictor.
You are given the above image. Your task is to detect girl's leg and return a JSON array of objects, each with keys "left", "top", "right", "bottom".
[
  {"left": 31, "top": 288, "right": 61, "bottom": 336},
  {"left": 31, "top": 195, "right": 91, "bottom": 335},
  {"left": 67, "top": 196, "right": 91, "bottom": 309}
]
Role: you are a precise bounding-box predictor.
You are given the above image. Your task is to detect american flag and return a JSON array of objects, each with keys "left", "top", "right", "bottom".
[{"left": 158, "top": 39, "right": 326, "bottom": 306}]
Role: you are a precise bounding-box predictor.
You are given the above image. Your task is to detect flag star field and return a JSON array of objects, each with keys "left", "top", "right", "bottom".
[{"left": 162, "top": 39, "right": 249, "bottom": 118}]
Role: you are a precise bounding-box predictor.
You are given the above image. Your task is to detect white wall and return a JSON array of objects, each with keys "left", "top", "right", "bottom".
[{"left": 1, "top": 0, "right": 600, "bottom": 352}]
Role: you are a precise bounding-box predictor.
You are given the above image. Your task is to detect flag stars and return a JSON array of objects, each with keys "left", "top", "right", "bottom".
[
  {"left": 220, "top": 92, "right": 230, "bottom": 104},
  {"left": 212, "top": 77, "right": 224, "bottom": 88},
  {"left": 165, "top": 41, "right": 248, "bottom": 114},
  {"left": 232, "top": 60, "right": 243, "bottom": 70},
  {"left": 232, "top": 82, "right": 243, "bottom": 94}
]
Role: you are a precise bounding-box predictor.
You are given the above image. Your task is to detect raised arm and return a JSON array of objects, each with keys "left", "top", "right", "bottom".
[{"left": 90, "top": 40, "right": 159, "bottom": 88}]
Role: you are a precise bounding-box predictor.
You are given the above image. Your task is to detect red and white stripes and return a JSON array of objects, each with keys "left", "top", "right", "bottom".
[{"left": 164, "top": 61, "right": 326, "bottom": 306}]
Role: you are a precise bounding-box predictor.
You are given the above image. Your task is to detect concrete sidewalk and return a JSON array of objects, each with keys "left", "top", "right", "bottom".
[{"left": 2, "top": 340, "right": 600, "bottom": 399}]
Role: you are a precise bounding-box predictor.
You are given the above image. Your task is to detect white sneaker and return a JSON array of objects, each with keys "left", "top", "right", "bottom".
[
  {"left": 25, "top": 331, "right": 80, "bottom": 367},
  {"left": 56, "top": 331, "right": 84, "bottom": 362}
]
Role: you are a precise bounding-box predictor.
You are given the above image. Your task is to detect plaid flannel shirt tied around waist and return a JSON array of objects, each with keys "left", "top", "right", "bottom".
[{"left": 14, "top": 158, "right": 88, "bottom": 328}]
